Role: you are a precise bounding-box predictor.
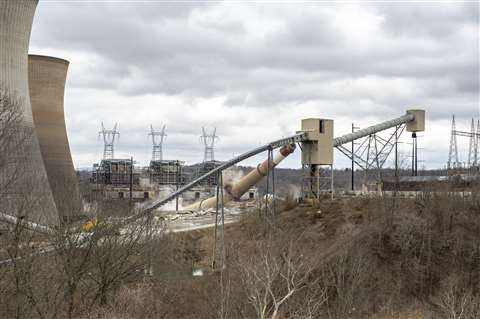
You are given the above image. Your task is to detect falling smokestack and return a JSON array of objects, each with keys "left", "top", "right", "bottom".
[
  {"left": 0, "top": 0, "right": 59, "bottom": 225},
  {"left": 29, "top": 55, "right": 82, "bottom": 219},
  {"left": 184, "top": 144, "right": 296, "bottom": 211}
]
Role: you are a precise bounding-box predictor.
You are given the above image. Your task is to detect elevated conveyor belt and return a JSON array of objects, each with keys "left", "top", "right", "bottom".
[
  {"left": 0, "top": 112, "right": 417, "bottom": 232},
  {"left": 333, "top": 113, "right": 414, "bottom": 146},
  {"left": 123, "top": 133, "right": 307, "bottom": 223},
  {"left": 134, "top": 113, "right": 416, "bottom": 217}
]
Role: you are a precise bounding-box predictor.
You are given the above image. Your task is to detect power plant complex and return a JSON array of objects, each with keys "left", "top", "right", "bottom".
[
  {"left": 1, "top": 4, "right": 480, "bottom": 318},
  {"left": 0, "top": 0, "right": 478, "bottom": 234}
]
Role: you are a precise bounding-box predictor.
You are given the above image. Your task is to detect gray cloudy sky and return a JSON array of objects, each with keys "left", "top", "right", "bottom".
[{"left": 30, "top": 1, "right": 479, "bottom": 169}]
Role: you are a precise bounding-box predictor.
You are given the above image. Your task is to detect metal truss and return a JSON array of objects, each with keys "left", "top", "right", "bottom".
[
  {"left": 455, "top": 128, "right": 480, "bottom": 168},
  {"left": 99, "top": 122, "right": 119, "bottom": 160},
  {"left": 212, "top": 171, "right": 225, "bottom": 270},
  {"left": 448, "top": 116, "right": 480, "bottom": 171},
  {"left": 149, "top": 124, "right": 166, "bottom": 161},
  {"left": 301, "top": 164, "right": 333, "bottom": 202},
  {"left": 200, "top": 127, "right": 218, "bottom": 162},
  {"left": 336, "top": 124, "right": 406, "bottom": 175}
]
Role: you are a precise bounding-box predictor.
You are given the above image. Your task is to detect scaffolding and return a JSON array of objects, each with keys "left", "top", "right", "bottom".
[
  {"left": 195, "top": 160, "right": 221, "bottom": 187},
  {"left": 92, "top": 159, "right": 139, "bottom": 185},
  {"left": 149, "top": 160, "right": 185, "bottom": 185},
  {"left": 301, "top": 164, "right": 333, "bottom": 202}
]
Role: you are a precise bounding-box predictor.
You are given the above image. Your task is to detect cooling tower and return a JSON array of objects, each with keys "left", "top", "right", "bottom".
[
  {"left": 0, "top": 1, "right": 59, "bottom": 225},
  {"left": 29, "top": 55, "right": 82, "bottom": 219}
]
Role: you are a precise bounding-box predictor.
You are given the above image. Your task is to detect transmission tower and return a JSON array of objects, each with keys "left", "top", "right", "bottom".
[
  {"left": 200, "top": 127, "right": 218, "bottom": 162},
  {"left": 99, "top": 122, "right": 119, "bottom": 159},
  {"left": 448, "top": 115, "right": 459, "bottom": 170},
  {"left": 149, "top": 124, "right": 167, "bottom": 161},
  {"left": 468, "top": 118, "right": 475, "bottom": 167}
]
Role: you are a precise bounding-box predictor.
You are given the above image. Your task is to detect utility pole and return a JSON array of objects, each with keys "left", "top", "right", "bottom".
[
  {"left": 351, "top": 123, "right": 359, "bottom": 191},
  {"left": 129, "top": 156, "right": 133, "bottom": 205},
  {"left": 413, "top": 132, "right": 418, "bottom": 176},
  {"left": 411, "top": 132, "right": 418, "bottom": 176},
  {"left": 176, "top": 160, "right": 179, "bottom": 211},
  {"left": 395, "top": 125, "right": 399, "bottom": 178}
]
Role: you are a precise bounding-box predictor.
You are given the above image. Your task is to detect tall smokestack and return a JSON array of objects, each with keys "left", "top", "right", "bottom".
[
  {"left": 0, "top": 1, "right": 59, "bottom": 225},
  {"left": 29, "top": 55, "right": 82, "bottom": 219}
]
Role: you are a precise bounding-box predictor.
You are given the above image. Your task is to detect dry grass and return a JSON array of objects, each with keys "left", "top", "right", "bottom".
[{"left": 1, "top": 188, "right": 479, "bottom": 318}]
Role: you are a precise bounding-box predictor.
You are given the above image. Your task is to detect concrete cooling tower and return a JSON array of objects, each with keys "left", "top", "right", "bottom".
[
  {"left": 0, "top": 0, "right": 59, "bottom": 225},
  {"left": 29, "top": 55, "right": 82, "bottom": 219}
]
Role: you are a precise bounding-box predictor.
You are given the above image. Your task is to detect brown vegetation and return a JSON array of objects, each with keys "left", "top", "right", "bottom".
[
  {"left": 1, "top": 186, "right": 479, "bottom": 318},
  {"left": 75, "top": 189, "right": 479, "bottom": 319}
]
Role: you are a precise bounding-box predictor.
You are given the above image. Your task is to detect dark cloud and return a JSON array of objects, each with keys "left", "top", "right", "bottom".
[
  {"left": 30, "top": 1, "right": 479, "bottom": 168},
  {"left": 375, "top": 2, "right": 479, "bottom": 37}
]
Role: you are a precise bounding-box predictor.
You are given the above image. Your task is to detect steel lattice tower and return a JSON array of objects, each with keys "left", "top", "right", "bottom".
[
  {"left": 468, "top": 118, "right": 476, "bottom": 167},
  {"left": 149, "top": 124, "right": 166, "bottom": 161},
  {"left": 200, "top": 127, "right": 218, "bottom": 162},
  {"left": 448, "top": 115, "right": 459, "bottom": 170},
  {"left": 99, "top": 122, "right": 119, "bottom": 159}
]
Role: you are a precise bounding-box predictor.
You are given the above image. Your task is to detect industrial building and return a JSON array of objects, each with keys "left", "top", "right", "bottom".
[
  {"left": 92, "top": 159, "right": 138, "bottom": 186},
  {"left": 91, "top": 158, "right": 148, "bottom": 200},
  {"left": 88, "top": 124, "right": 231, "bottom": 205},
  {"left": 193, "top": 160, "right": 222, "bottom": 187},
  {"left": 29, "top": 54, "right": 82, "bottom": 220},
  {"left": 0, "top": 0, "right": 59, "bottom": 225},
  {"left": 149, "top": 160, "right": 185, "bottom": 185}
]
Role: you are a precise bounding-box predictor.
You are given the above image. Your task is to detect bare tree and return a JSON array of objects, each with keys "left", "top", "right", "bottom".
[
  {"left": 238, "top": 240, "right": 317, "bottom": 319},
  {"left": 85, "top": 214, "right": 151, "bottom": 306},
  {"left": 0, "top": 87, "right": 25, "bottom": 186},
  {"left": 0, "top": 86, "right": 43, "bottom": 319},
  {"left": 432, "top": 275, "right": 474, "bottom": 319}
]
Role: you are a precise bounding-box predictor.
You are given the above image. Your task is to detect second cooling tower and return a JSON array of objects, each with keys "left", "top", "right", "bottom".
[{"left": 29, "top": 55, "right": 82, "bottom": 219}]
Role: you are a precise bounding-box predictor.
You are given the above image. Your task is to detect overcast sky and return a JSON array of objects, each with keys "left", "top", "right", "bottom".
[{"left": 30, "top": 1, "right": 479, "bottom": 169}]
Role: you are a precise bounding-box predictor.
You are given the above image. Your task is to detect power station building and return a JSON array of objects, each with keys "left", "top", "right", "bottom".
[
  {"left": 92, "top": 159, "right": 139, "bottom": 186},
  {"left": 149, "top": 159, "right": 185, "bottom": 186},
  {"left": 0, "top": 0, "right": 59, "bottom": 225}
]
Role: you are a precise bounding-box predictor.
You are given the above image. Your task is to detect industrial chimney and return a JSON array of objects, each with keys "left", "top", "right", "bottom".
[
  {"left": 29, "top": 55, "right": 82, "bottom": 219},
  {"left": 0, "top": 1, "right": 59, "bottom": 225}
]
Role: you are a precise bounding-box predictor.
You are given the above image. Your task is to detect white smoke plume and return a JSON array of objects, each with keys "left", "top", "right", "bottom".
[
  {"left": 155, "top": 187, "right": 184, "bottom": 211},
  {"left": 222, "top": 166, "right": 245, "bottom": 185}
]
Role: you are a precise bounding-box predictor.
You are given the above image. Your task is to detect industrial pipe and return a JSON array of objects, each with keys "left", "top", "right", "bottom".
[{"left": 184, "top": 144, "right": 296, "bottom": 211}]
